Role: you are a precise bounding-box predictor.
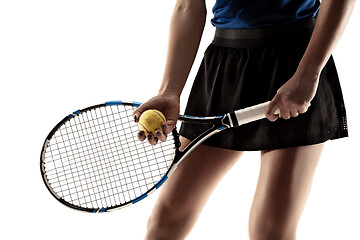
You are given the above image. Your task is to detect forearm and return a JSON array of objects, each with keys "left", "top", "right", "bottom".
[
  {"left": 158, "top": 0, "right": 207, "bottom": 97},
  {"left": 297, "top": 0, "right": 356, "bottom": 78}
]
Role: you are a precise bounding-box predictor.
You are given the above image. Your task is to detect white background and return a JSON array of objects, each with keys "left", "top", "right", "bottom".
[{"left": 1, "top": 1, "right": 359, "bottom": 239}]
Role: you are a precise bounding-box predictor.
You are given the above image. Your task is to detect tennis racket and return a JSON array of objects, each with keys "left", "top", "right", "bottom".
[{"left": 40, "top": 100, "right": 279, "bottom": 213}]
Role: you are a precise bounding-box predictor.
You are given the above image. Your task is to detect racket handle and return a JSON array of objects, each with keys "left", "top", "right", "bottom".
[{"left": 230, "top": 101, "right": 280, "bottom": 127}]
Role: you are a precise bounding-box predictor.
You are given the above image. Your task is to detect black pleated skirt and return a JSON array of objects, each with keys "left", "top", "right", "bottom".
[{"left": 179, "top": 17, "right": 348, "bottom": 151}]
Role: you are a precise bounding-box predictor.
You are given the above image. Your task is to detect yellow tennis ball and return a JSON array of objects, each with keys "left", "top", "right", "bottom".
[{"left": 138, "top": 109, "right": 166, "bottom": 135}]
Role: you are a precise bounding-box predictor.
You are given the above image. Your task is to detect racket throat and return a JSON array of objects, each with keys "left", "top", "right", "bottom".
[
  {"left": 170, "top": 126, "right": 226, "bottom": 174},
  {"left": 222, "top": 114, "right": 233, "bottom": 128}
]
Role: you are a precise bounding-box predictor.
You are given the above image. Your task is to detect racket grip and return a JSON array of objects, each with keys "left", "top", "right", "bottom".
[{"left": 231, "top": 101, "right": 280, "bottom": 127}]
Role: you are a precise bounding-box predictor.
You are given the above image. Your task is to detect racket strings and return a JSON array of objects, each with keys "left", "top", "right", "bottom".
[{"left": 43, "top": 104, "right": 175, "bottom": 210}]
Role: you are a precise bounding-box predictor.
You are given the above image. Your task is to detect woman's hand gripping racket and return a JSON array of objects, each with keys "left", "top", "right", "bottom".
[{"left": 40, "top": 100, "right": 279, "bottom": 213}]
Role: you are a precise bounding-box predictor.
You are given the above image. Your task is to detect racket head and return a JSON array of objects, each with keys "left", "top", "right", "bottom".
[{"left": 40, "top": 101, "right": 179, "bottom": 213}]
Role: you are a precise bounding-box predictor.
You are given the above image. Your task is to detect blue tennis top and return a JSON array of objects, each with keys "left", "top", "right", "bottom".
[{"left": 211, "top": 0, "right": 320, "bottom": 29}]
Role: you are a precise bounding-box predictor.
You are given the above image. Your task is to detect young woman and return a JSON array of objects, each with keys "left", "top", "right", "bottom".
[{"left": 133, "top": 0, "right": 355, "bottom": 239}]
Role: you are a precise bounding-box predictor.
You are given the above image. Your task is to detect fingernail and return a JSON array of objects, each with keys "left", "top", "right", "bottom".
[
  {"left": 138, "top": 132, "right": 143, "bottom": 137},
  {"left": 156, "top": 131, "right": 161, "bottom": 136},
  {"left": 162, "top": 124, "right": 166, "bottom": 129},
  {"left": 147, "top": 135, "right": 152, "bottom": 140},
  {"left": 134, "top": 115, "right": 137, "bottom": 122}
]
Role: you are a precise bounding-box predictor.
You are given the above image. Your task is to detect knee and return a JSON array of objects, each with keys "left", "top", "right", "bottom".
[
  {"left": 146, "top": 202, "right": 186, "bottom": 240},
  {"left": 249, "top": 216, "right": 296, "bottom": 240}
]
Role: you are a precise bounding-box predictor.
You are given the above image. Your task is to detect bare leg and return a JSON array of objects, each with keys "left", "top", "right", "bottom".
[
  {"left": 249, "top": 143, "right": 324, "bottom": 240},
  {"left": 145, "top": 137, "right": 243, "bottom": 240}
]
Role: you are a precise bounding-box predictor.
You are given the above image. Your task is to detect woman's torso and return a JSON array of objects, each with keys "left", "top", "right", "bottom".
[{"left": 211, "top": 0, "right": 320, "bottom": 29}]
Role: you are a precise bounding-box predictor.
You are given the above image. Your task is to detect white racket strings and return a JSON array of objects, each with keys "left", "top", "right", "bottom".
[{"left": 42, "top": 105, "right": 175, "bottom": 209}]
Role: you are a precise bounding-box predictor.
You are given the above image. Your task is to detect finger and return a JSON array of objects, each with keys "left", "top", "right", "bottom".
[
  {"left": 133, "top": 110, "right": 142, "bottom": 123},
  {"left": 146, "top": 133, "right": 158, "bottom": 146},
  {"left": 132, "top": 103, "right": 147, "bottom": 123},
  {"left": 163, "top": 121, "right": 175, "bottom": 135},
  {"left": 290, "top": 109, "right": 299, "bottom": 118},
  {"left": 137, "top": 131, "right": 146, "bottom": 142},
  {"left": 155, "top": 130, "right": 167, "bottom": 142},
  {"left": 298, "top": 103, "right": 311, "bottom": 114},
  {"left": 162, "top": 124, "right": 168, "bottom": 139},
  {"left": 280, "top": 110, "right": 291, "bottom": 120},
  {"left": 265, "top": 100, "right": 280, "bottom": 122}
]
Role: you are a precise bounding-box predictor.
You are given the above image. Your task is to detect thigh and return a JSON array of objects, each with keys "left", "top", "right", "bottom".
[
  {"left": 249, "top": 143, "right": 324, "bottom": 239},
  {"left": 150, "top": 136, "right": 243, "bottom": 229}
]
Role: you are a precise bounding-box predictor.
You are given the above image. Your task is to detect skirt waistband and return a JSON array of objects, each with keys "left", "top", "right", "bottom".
[{"left": 212, "top": 17, "right": 316, "bottom": 48}]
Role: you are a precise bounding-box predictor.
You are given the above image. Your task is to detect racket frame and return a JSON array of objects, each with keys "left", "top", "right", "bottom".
[{"left": 41, "top": 100, "right": 273, "bottom": 213}]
